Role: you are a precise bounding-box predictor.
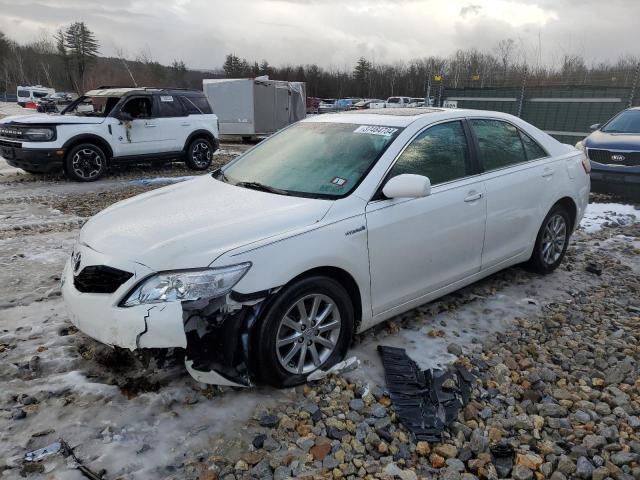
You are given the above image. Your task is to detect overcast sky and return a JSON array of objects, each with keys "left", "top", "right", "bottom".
[{"left": 0, "top": 0, "right": 638, "bottom": 70}]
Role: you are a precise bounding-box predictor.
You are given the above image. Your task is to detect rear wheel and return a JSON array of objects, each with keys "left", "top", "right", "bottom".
[
  {"left": 527, "top": 204, "right": 571, "bottom": 274},
  {"left": 254, "top": 276, "right": 354, "bottom": 388},
  {"left": 64, "top": 143, "right": 107, "bottom": 182},
  {"left": 185, "top": 137, "right": 214, "bottom": 170}
]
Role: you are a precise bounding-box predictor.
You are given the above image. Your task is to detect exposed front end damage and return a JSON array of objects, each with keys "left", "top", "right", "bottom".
[{"left": 181, "top": 290, "right": 277, "bottom": 387}]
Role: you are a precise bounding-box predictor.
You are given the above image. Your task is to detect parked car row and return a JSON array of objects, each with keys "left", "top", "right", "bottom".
[{"left": 309, "top": 96, "right": 432, "bottom": 114}]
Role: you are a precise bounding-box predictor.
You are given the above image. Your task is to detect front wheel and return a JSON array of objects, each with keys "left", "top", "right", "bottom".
[
  {"left": 253, "top": 276, "right": 354, "bottom": 388},
  {"left": 527, "top": 205, "right": 571, "bottom": 274},
  {"left": 185, "top": 137, "right": 214, "bottom": 170},
  {"left": 64, "top": 143, "right": 107, "bottom": 182}
]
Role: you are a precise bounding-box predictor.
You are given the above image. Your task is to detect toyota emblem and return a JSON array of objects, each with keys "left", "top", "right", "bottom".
[{"left": 73, "top": 251, "right": 82, "bottom": 273}]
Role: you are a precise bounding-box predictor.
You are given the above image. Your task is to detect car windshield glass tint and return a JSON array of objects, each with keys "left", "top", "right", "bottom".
[
  {"left": 63, "top": 96, "right": 120, "bottom": 117},
  {"left": 602, "top": 110, "right": 640, "bottom": 133},
  {"left": 221, "top": 122, "right": 402, "bottom": 198}
]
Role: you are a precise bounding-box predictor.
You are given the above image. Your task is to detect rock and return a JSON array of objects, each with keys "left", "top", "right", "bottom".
[
  {"left": 310, "top": 442, "right": 331, "bottom": 461},
  {"left": 592, "top": 466, "right": 609, "bottom": 480},
  {"left": 383, "top": 463, "right": 418, "bottom": 480},
  {"left": 252, "top": 434, "right": 266, "bottom": 449},
  {"left": 576, "top": 456, "right": 594, "bottom": 479},
  {"left": 372, "top": 405, "right": 387, "bottom": 418},
  {"left": 349, "top": 399, "right": 364, "bottom": 412},
  {"left": 512, "top": 464, "right": 533, "bottom": 480},
  {"left": 273, "top": 465, "right": 291, "bottom": 480},
  {"left": 446, "top": 458, "right": 466, "bottom": 472},
  {"left": 583, "top": 435, "right": 606, "bottom": 451},
  {"left": 538, "top": 403, "right": 568, "bottom": 417},
  {"left": 434, "top": 444, "right": 458, "bottom": 459},
  {"left": 470, "top": 430, "right": 488, "bottom": 454},
  {"left": 415, "top": 441, "right": 430, "bottom": 456},
  {"left": 431, "top": 453, "right": 446, "bottom": 468},
  {"left": 259, "top": 413, "right": 279, "bottom": 428},
  {"left": 610, "top": 452, "right": 638, "bottom": 466},
  {"left": 556, "top": 456, "right": 576, "bottom": 476},
  {"left": 447, "top": 343, "right": 463, "bottom": 356},
  {"left": 516, "top": 453, "right": 543, "bottom": 470},
  {"left": 549, "top": 472, "right": 567, "bottom": 480}
]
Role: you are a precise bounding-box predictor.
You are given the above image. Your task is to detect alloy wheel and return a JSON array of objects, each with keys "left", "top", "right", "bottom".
[
  {"left": 275, "top": 293, "right": 342, "bottom": 374},
  {"left": 541, "top": 213, "right": 567, "bottom": 265},
  {"left": 72, "top": 148, "right": 103, "bottom": 179},
  {"left": 192, "top": 141, "right": 212, "bottom": 168}
]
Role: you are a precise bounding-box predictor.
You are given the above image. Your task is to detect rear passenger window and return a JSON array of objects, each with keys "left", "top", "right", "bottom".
[
  {"left": 519, "top": 131, "right": 547, "bottom": 160},
  {"left": 388, "top": 121, "right": 470, "bottom": 185},
  {"left": 155, "top": 95, "right": 185, "bottom": 117},
  {"left": 180, "top": 96, "right": 213, "bottom": 114},
  {"left": 471, "top": 119, "right": 527, "bottom": 171}
]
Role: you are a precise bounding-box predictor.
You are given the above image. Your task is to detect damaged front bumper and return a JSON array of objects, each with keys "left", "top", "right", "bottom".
[{"left": 61, "top": 245, "right": 274, "bottom": 387}]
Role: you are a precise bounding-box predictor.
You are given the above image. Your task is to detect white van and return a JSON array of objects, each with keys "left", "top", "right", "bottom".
[{"left": 16, "top": 86, "right": 55, "bottom": 107}]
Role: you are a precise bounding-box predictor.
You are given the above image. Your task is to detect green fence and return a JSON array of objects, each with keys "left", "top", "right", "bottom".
[{"left": 442, "top": 86, "right": 638, "bottom": 145}]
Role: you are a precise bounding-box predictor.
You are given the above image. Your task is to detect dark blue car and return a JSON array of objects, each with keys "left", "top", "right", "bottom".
[{"left": 578, "top": 107, "right": 640, "bottom": 196}]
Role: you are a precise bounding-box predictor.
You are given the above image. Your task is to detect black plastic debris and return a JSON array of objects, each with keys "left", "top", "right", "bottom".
[
  {"left": 491, "top": 441, "right": 515, "bottom": 478},
  {"left": 377, "top": 345, "right": 475, "bottom": 442}
]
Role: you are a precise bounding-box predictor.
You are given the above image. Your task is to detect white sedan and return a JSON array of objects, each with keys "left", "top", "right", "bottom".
[{"left": 62, "top": 108, "right": 590, "bottom": 387}]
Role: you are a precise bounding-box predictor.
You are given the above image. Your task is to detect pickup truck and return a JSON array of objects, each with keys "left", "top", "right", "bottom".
[{"left": 369, "top": 96, "right": 412, "bottom": 109}]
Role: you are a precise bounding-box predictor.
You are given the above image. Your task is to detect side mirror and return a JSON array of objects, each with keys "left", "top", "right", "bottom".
[
  {"left": 382, "top": 174, "right": 431, "bottom": 199},
  {"left": 589, "top": 123, "right": 600, "bottom": 131},
  {"left": 117, "top": 111, "right": 133, "bottom": 122}
]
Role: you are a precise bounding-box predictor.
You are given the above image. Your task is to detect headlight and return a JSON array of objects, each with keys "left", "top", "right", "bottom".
[
  {"left": 23, "top": 127, "right": 55, "bottom": 141},
  {"left": 121, "top": 263, "right": 251, "bottom": 307}
]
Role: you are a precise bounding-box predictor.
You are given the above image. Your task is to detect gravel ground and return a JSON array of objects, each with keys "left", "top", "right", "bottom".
[{"left": 0, "top": 144, "right": 639, "bottom": 480}]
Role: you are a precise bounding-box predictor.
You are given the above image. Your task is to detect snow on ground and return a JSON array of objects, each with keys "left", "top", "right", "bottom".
[
  {"left": 580, "top": 201, "right": 639, "bottom": 232},
  {"left": 0, "top": 150, "right": 638, "bottom": 478},
  {"left": 0, "top": 101, "right": 34, "bottom": 119}
]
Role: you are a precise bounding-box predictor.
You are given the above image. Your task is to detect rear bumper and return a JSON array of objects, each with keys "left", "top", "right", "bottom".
[{"left": 1, "top": 143, "right": 64, "bottom": 172}]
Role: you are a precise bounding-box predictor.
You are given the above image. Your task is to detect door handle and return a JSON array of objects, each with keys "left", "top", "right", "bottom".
[
  {"left": 145, "top": 122, "right": 157, "bottom": 128},
  {"left": 180, "top": 122, "right": 191, "bottom": 126},
  {"left": 542, "top": 167, "right": 555, "bottom": 178},
  {"left": 464, "top": 192, "right": 483, "bottom": 203}
]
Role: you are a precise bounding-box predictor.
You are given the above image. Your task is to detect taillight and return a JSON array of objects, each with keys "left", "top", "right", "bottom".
[{"left": 581, "top": 155, "right": 591, "bottom": 174}]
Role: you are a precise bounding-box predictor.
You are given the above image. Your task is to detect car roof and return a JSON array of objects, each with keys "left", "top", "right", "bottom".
[
  {"left": 84, "top": 87, "right": 204, "bottom": 97},
  {"left": 304, "top": 107, "right": 519, "bottom": 127}
]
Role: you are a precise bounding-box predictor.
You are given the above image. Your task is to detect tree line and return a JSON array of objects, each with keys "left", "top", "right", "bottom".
[{"left": 1, "top": 25, "right": 638, "bottom": 99}]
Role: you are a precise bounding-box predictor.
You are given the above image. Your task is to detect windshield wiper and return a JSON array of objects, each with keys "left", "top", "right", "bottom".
[{"left": 234, "top": 181, "right": 290, "bottom": 195}]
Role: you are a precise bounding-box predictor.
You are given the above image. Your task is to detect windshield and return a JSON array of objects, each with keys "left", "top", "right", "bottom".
[
  {"left": 220, "top": 122, "right": 402, "bottom": 198},
  {"left": 601, "top": 110, "right": 640, "bottom": 133},
  {"left": 62, "top": 95, "right": 121, "bottom": 117}
]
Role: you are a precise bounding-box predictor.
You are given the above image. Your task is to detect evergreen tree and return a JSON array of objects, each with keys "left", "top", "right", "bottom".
[{"left": 63, "top": 22, "right": 99, "bottom": 91}]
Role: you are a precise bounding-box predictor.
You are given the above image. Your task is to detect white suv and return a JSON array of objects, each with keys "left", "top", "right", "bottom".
[
  {"left": 0, "top": 87, "right": 219, "bottom": 181},
  {"left": 62, "top": 108, "right": 590, "bottom": 387}
]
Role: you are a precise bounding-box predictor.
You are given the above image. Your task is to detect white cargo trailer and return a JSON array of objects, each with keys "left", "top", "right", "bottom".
[{"left": 202, "top": 77, "right": 306, "bottom": 139}]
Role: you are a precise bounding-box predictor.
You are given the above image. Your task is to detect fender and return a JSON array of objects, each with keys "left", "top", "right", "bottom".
[
  {"left": 183, "top": 129, "right": 219, "bottom": 152},
  {"left": 62, "top": 134, "right": 114, "bottom": 159}
]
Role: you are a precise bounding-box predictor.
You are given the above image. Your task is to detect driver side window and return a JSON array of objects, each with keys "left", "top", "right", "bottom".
[
  {"left": 388, "top": 121, "right": 471, "bottom": 185},
  {"left": 121, "top": 97, "right": 152, "bottom": 119}
]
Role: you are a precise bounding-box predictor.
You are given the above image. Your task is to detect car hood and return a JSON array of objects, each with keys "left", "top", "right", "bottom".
[
  {"left": 0, "top": 113, "right": 105, "bottom": 125},
  {"left": 585, "top": 130, "right": 640, "bottom": 151},
  {"left": 79, "top": 176, "right": 333, "bottom": 271}
]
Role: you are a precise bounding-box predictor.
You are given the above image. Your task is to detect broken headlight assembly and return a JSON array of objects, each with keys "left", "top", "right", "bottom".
[
  {"left": 23, "top": 127, "right": 56, "bottom": 141},
  {"left": 120, "top": 263, "right": 251, "bottom": 307}
]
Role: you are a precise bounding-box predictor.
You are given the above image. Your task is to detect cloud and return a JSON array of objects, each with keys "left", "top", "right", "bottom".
[
  {"left": 0, "top": 0, "right": 638, "bottom": 70},
  {"left": 460, "top": 4, "right": 482, "bottom": 17}
]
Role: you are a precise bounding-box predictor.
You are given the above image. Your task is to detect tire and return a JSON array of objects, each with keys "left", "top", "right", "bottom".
[
  {"left": 64, "top": 143, "right": 107, "bottom": 182},
  {"left": 527, "top": 204, "right": 571, "bottom": 274},
  {"left": 185, "top": 137, "right": 214, "bottom": 170},
  {"left": 253, "top": 276, "right": 355, "bottom": 388}
]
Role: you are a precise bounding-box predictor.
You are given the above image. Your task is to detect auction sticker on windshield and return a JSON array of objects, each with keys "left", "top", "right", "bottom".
[{"left": 354, "top": 125, "right": 398, "bottom": 136}]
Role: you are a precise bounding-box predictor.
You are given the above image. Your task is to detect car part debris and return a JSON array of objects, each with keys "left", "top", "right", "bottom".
[
  {"left": 377, "top": 345, "right": 475, "bottom": 442},
  {"left": 307, "top": 356, "right": 360, "bottom": 381},
  {"left": 24, "top": 441, "right": 61, "bottom": 462},
  {"left": 491, "top": 442, "right": 515, "bottom": 478},
  {"left": 24, "top": 439, "right": 106, "bottom": 480}
]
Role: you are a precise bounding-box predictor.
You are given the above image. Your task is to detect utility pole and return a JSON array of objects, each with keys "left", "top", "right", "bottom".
[
  {"left": 628, "top": 62, "right": 640, "bottom": 108},
  {"left": 517, "top": 66, "right": 528, "bottom": 118}
]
